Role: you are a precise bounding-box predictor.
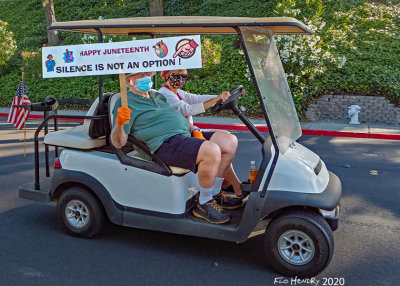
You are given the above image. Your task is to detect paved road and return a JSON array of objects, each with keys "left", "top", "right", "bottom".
[{"left": 0, "top": 118, "right": 399, "bottom": 286}]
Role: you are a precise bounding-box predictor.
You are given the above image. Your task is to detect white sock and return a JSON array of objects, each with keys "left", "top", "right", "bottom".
[
  {"left": 198, "top": 186, "right": 213, "bottom": 205},
  {"left": 212, "top": 177, "right": 224, "bottom": 196}
]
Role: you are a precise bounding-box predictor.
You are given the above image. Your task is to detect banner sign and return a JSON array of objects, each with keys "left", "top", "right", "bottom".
[{"left": 42, "top": 35, "right": 202, "bottom": 78}]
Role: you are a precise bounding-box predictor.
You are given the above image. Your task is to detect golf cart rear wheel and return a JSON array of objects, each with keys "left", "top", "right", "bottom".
[
  {"left": 264, "top": 210, "right": 334, "bottom": 278},
  {"left": 57, "top": 187, "right": 105, "bottom": 238}
]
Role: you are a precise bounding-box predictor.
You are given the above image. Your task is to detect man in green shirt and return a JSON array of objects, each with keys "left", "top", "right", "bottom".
[{"left": 111, "top": 72, "right": 241, "bottom": 224}]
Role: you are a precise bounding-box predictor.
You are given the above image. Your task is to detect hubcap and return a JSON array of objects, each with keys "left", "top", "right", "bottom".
[
  {"left": 65, "top": 200, "right": 90, "bottom": 229},
  {"left": 278, "top": 230, "right": 315, "bottom": 265}
]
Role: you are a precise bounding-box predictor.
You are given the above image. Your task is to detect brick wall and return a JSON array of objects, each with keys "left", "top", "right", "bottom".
[{"left": 306, "top": 95, "right": 400, "bottom": 125}]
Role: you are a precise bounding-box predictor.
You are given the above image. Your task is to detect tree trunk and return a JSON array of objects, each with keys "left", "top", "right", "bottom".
[
  {"left": 44, "top": 0, "right": 59, "bottom": 46},
  {"left": 149, "top": 0, "right": 163, "bottom": 16}
]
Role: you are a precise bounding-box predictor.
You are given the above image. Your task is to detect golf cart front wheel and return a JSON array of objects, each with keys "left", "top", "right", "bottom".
[
  {"left": 57, "top": 187, "right": 105, "bottom": 238},
  {"left": 264, "top": 210, "right": 334, "bottom": 278}
]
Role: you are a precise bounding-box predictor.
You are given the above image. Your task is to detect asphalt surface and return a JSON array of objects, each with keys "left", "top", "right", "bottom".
[{"left": 0, "top": 118, "right": 399, "bottom": 286}]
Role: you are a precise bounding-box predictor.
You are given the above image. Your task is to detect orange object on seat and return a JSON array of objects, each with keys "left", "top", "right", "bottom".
[{"left": 192, "top": 130, "right": 206, "bottom": 140}]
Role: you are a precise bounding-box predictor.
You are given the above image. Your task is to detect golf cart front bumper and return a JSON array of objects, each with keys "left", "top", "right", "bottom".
[
  {"left": 260, "top": 171, "right": 342, "bottom": 229},
  {"left": 320, "top": 204, "right": 340, "bottom": 231}
]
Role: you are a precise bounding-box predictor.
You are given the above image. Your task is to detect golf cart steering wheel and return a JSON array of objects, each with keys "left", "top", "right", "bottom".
[{"left": 210, "top": 85, "right": 243, "bottom": 115}]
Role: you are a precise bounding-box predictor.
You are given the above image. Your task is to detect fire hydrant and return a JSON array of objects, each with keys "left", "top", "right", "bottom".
[{"left": 348, "top": 104, "right": 361, "bottom": 124}]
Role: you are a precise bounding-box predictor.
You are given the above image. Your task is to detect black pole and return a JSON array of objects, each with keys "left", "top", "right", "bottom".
[
  {"left": 231, "top": 105, "right": 265, "bottom": 144},
  {"left": 44, "top": 111, "right": 50, "bottom": 177},
  {"left": 96, "top": 29, "right": 103, "bottom": 101},
  {"left": 54, "top": 112, "right": 59, "bottom": 157},
  {"left": 34, "top": 130, "right": 40, "bottom": 190}
]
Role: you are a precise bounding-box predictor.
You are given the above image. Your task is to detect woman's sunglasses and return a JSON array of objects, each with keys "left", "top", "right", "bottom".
[{"left": 170, "top": 73, "right": 188, "bottom": 80}]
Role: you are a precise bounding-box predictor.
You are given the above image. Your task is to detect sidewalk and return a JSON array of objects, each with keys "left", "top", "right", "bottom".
[
  {"left": 1, "top": 107, "right": 400, "bottom": 139},
  {"left": 192, "top": 116, "right": 400, "bottom": 137}
]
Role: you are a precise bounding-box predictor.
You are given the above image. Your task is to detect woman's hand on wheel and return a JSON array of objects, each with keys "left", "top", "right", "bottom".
[{"left": 218, "top": 91, "right": 231, "bottom": 102}]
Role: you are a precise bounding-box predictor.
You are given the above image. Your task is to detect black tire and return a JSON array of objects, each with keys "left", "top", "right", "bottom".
[
  {"left": 57, "top": 187, "right": 105, "bottom": 238},
  {"left": 264, "top": 210, "right": 334, "bottom": 278}
]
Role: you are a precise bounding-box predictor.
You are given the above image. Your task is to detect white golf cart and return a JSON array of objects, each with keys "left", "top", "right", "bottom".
[{"left": 19, "top": 16, "right": 341, "bottom": 278}]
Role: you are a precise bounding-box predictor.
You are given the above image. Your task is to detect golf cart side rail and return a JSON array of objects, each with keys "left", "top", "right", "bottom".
[
  {"left": 115, "top": 135, "right": 173, "bottom": 177},
  {"left": 34, "top": 114, "right": 106, "bottom": 190}
]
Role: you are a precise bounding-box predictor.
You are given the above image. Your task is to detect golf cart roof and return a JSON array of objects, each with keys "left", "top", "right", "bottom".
[{"left": 49, "top": 16, "right": 313, "bottom": 35}]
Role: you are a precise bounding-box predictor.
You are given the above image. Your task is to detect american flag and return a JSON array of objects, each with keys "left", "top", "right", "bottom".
[{"left": 7, "top": 80, "right": 31, "bottom": 130}]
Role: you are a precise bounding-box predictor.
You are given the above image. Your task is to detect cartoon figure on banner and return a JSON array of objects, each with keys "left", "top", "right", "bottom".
[
  {"left": 173, "top": 39, "right": 198, "bottom": 59},
  {"left": 63, "top": 49, "right": 74, "bottom": 63},
  {"left": 45, "top": 54, "right": 56, "bottom": 72},
  {"left": 154, "top": 40, "right": 168, "bottom": 58}
]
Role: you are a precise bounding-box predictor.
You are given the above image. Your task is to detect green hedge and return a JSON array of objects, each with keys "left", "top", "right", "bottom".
[
  {"left": 272, "top": 0, "right": 400, "bottom": 114},
  {"left": 322, "top": 2, "right": 400, "bottom": 104},
  {"left": 0, "top": 0, "right": 399, "bottom": 116}
]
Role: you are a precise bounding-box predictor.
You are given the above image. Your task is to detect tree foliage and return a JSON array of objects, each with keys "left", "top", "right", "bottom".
[
  {"left": 0, "top": 20, "right": 17, "bottom": 66},
  {"left": 0, "top": 0, "right": 399, "bottom": 114}
]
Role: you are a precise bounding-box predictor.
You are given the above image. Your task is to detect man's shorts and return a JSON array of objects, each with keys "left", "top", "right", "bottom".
[{"left": 154, "top": 131, "right": 214, "bottom": 173}]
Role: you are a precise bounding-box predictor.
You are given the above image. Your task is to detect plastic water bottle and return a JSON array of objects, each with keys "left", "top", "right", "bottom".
[{"left": 249, "top": 161, "right": 258, "bottom": 183}]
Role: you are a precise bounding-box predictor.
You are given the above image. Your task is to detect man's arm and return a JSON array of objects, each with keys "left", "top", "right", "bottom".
[
  {"left": 111, "top": 125, "right": 128, "bottom": 148},
  {"left": 111, "top": 106, "right": 131, "bottom": 148}
]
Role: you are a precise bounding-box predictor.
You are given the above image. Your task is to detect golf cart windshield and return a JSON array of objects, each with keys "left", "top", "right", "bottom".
[{"left": 240, "top": 27, "right": 302, "bottom": 154}]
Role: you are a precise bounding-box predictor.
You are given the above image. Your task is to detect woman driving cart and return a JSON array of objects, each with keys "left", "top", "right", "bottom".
[{"left": 158, "top": 69, "right": 247, "bottom": 199}]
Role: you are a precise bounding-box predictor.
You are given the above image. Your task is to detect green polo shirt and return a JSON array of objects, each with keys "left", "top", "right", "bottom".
[{"left": 112, "top": 90, "right": 191, "bottom": 153}]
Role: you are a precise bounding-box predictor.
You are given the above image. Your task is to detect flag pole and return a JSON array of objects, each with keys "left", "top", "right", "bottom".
[{"left": 22, "top": 70, "right": 26, "bottom": 158}]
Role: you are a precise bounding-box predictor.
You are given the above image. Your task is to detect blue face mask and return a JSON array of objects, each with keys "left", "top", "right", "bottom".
[{"left": 136, "top": 76, "right": 153, "bottom": 92}]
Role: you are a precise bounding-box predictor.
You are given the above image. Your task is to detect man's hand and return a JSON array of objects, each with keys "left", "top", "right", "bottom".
[
  {"left": 116, "top": 107, "right": 132, "bottom": 126},
  {"left": 192, "top": 130, "right": 206, "bottom": 140},
  {"left": 218, "top": 91, "right": 231, "bottom": 102}
]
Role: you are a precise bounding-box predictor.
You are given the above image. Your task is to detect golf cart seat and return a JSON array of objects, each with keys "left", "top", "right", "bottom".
[
  {"left": 43, "top": 97, "right": 107, "bottom": 149},
  {"left": 108, "top": 92, "right": 190, "bottom": 176}
]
